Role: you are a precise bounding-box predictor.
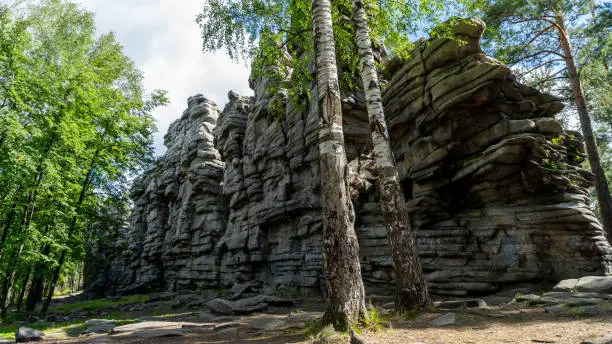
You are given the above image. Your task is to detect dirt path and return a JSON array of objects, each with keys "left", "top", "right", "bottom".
[
  {"left": 4, "top": 289, "right": 611, "bottom": 344},
  {"left": 39, "top": 297, "right": 611, "bottom": 344}
]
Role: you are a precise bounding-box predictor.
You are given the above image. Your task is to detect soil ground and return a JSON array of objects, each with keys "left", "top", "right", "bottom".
[{"left": 2, "top": 292, "right": 611, "bottom": 344}]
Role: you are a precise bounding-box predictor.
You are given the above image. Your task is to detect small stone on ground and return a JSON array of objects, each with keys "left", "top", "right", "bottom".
[
  {"left": 431, "top": 313, "right": 457, "bottom": 326},
  {"left": 206, "top": 298, "right": 235, "bottom": 315},
  {"left": 581, "top": 333, "right": 612, "bottom": 344},
  {"left": 15, "top": 327, "right": 45, "bottom": 343},
  {"left": 85, "top": 323, "right": 116, "bottom": 334},
  {"left": 128, "top": 329, "right": 184, "bottom": 338},
  {"left": 576, "top": 276, "right": 612, "bottom": 293},
  {"left": 553, "top": 279, "right": 578, "bottom": 292},
  {"left": 84, "top": 319, "right": 116, "bottom": 326},
  {"left": 250, "top": 317, "right": 287, "bottom": 330},
  {"left": 110, "top": 321, "right": 182, "bottom": 334}
]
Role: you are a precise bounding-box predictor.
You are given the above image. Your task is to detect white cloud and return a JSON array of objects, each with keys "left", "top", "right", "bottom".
[{"left": 79, "top": 0, "right": 252, "bottom": 154}]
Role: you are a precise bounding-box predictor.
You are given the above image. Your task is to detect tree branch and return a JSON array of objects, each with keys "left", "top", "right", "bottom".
[
  {"left": 515, "top": 59, "right": 565, "bottom": 78},
  {"left": 512, "top": 24, "right": 555, "bottom": 61},
  {"left": 510, "top": 50, "right": 566, "bottom": 65}
]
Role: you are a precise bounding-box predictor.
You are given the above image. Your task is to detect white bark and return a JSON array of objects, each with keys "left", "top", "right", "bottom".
[
  {"left": 312, "top": 0, "right": 368, "bottom": 330},
  {"left": 352, "top": 0, "right": 429, "bottom": 309}
]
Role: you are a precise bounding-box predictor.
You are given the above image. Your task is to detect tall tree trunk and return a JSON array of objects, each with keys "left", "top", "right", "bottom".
[
  {"left": 0, "top": 185, "right": 23, "bottom": 261},
  {"left": 26, "top": 233, "right": 51, "bottom": 313},
  {"left": 556, "top": 12, "right": 612, "bottom": 241},
  {"left": 41, "top": 148, "right": 100, "bottom": 316},
  {"left": 0, "top": 182, "right": 39, "bottom": 319},
  {"left": 0, "top": 275, "right": 11, "bottom": 322},
  {"left": 311, "top": 0, "right": 367, "bottom": 330},
  {"left": 0, "top": 242, "right": 24, "bottom": 321},
  {"left": 0, "top": 201, "right": 18, "bottom": 262},
  {"left": 351, "top": 0, "right": 430, "bottom": 311},
  {"left": 16, "top": 269, "right": 30, "bottom": 312},
  {"left": 25, "top": 275, "right": 45, "bottom": 313}
]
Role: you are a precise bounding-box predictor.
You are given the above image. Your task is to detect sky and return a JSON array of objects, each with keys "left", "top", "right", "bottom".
[{"left": 79, "top": 0, "right": 252, "bottom": 155}]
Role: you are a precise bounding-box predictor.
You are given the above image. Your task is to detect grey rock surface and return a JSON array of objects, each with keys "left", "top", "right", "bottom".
[
  {"left": 582, "top": 334, "right": 612, "bottom": 344},
  {"left": 84, "top": 319, "right": 116, "bottom": 326},
  {"left": 433, "top": 299, "right": 487, "bottom": 309},
  {"left": 110, "top": 321, "right": 183, "bottom": 334},
  {"left": 206, "top": 298, "right": 234, "bottom": 315},
  {"left": 15, "top": 327, "right": 44, "bottom": 343},
  {"left": 381, "top": 18, "right": 612, "bottom": 295},
  {"left": 84, "top": 324, "right": 116, "bottom": 334},
  {"left": 575, "top": 276, "right": 612, "bottom": 293},
  {"left": 250, "top": 317, "right": 287, "bottom": 331},
  {"left": 553, "top": 279, "right": 579, "bottom": 292},
  {"left": 430, "top": 313, "right": 457, "bottom": 326},
  {"left": 128, "top": 329, "right": 184, "bottom": 338},
  {"left": 86, "top": 18, "right": 612, "bottom": 298},
  {"left": 213, "top": 322, "right": 240, "bottom": 331}
]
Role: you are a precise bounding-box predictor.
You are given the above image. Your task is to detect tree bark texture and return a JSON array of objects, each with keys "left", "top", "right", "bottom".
[
  {"left": 351, "top": 0, "right": 430, "bottom": 311},
  {"left": 556, "top": 12, "right": 612, "bottom": 241},
  {"left": 312, "top": 0, "right": 368, "bottom": 330},
  {"left": 16, "top": 269, "right": 30, "bottom": 312},
  {"left": 26, "top": 275, "right": 44, "bottom": 312}
]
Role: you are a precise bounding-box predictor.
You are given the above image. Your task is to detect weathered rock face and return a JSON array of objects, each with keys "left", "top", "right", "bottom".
[
  {"left": 87, "top": 18, "right": 612, "bottom": 297},
  {"left": 213, "top": 83, "right": 328, "bottom": 295},
  {"left": 381, "top": 18, "right": 612, "bottom": 294},
  {"left": 86, "top": 95, "right": 226, "bottom": 296}
]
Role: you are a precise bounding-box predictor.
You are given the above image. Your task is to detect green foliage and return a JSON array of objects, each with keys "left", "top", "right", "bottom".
[
  {"left": 541, "top": 158, "right": 563, "bottom": 170},
  {"left": 0, "top": 0, "right": 166, "bottom": 319},
  {"left": 476, "top": 0, "right": 587, "bottom": 93},
  {"left": 197, "top": 0, "right": 479, "bottom": 114},
  {"left": 49, "top": 294, "right": 150, "bottom": 313},
  {"left": 356, "top": 304, "right": 389, "bottom": 333},
  {"left": 304, "top": 318, "right": 327, "bottom": 340},
  {"left": 0, "top": 314, "right": 138, "bottom": 340},
  {"left": 307, "top": 323, "right": 347, "bottom": 342}
]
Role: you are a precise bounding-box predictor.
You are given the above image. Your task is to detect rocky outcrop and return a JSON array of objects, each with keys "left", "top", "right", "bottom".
[
  {"left": 86, "top": 95, "right": 226, "bottom": 296},
  {"left": 382, "top": 18, "right": 612, "bottom": 294},
  {"left": 86, "top": 18, "right": 612, "bottom": 298}
]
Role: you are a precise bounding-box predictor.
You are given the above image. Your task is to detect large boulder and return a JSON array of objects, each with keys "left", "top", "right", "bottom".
[{"left": 15, "top": 327, "right": 45, "bottom": 343}]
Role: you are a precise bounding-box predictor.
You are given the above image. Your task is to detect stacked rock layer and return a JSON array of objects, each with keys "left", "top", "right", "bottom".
[
  {"left": 85, "top": 19, "right": 612, "bottom": 297},
  {"left": 382, "top": 19, "right": 612, "bottom": 294}
]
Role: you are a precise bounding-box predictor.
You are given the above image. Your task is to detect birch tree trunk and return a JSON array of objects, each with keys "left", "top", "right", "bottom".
[
  {"left": 555, "top": 12, "right": 612, "bottom": 241},
  {"left": 311, "top": 0, "right": 368, "bottom": 330},
  {"left": 351, "top": 0, "right": 430, "bottom": 310}
]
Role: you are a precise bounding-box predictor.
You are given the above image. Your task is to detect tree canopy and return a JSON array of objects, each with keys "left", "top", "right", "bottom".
[{"left": 0, "top": 0, "right": 166, "bottom": 318}]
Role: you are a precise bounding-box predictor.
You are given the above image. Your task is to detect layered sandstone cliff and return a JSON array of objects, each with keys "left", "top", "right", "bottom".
[{"left": 85, "top": 19, "right": 612, "bottom": 297}]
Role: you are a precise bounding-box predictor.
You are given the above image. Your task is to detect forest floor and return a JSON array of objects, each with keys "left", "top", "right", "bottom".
[{"left": 1, "top": 288, "right": 611, "bottom": 344}]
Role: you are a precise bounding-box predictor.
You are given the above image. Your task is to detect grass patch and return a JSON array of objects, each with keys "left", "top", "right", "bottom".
[
  {"left": 308, "top": 324, "right": 347, "bottom": 343},
  {"left": 358, "top": 306, "right": 390, "bottom": 333},
  {"left": 49, "top": 294, "right": 150, "bottom": 313},
  {"left": 305, "top": 306, "right": 391, "bottom": 341},
  {"left": 304, "top": 318, "right": 326, "bottom": 340},
  {"left": 0, "top": 316, "right": 139, "bottom": 340},
  {"left": 0, "top": 295, "right": 147, "bottom": 341}
]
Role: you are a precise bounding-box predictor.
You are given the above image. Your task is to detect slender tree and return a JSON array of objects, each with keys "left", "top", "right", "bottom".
[
  {"left": 311, "top": 0, "right": 369, "bottom": 329},
  {"left": 0, "top": 0, "right": 163, "bottom": 318},
  {"left": 351, "top": 0, "right": 429, "bottom": 311}
]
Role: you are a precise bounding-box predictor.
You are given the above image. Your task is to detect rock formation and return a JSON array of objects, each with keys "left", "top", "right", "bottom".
[
  {"left": 86, "top": 18, "right": 612, "bottom": 298},
  {"left": 87, "top": 95, "right": 226, "bottom": 295},
  {"left": 381, "top": 18, "right": 611, "bottom": 294}
]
